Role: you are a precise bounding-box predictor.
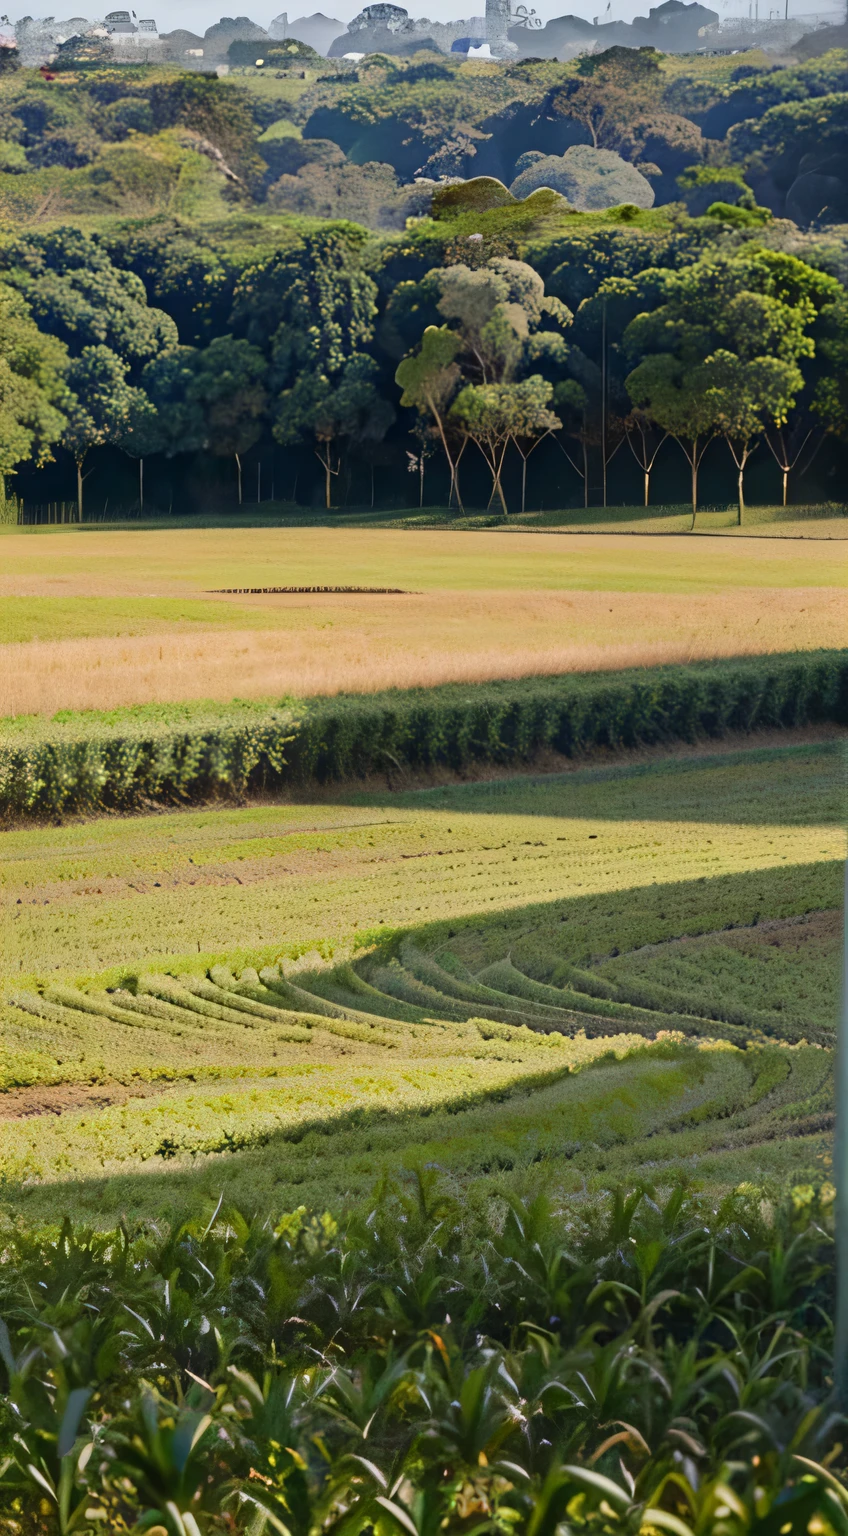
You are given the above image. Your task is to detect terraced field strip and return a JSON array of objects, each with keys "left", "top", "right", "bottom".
[
  {"left": 2, "top": 741, "right": 840, "bottom": 980},
  {"left": 0, "top": 738, "right": 841, "bottom": 1222}
]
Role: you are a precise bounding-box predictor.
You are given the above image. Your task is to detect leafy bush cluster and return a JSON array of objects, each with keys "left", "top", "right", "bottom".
[
  {"left": 2, "top": 651, "right": 844, "bottom": 818},
  {"left": 0, "top": 1180, "right": 841, "bottom": 1535},
  {"left": 0, "top": 698, "right": 299, "bottom": 815}
]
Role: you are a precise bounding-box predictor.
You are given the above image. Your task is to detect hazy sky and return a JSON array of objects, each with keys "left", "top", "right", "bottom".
[
  {"left": 162, "top": 0, "right": 835, "bottom": 22},
  {"left": 13, "top": 0, "right": 839, "bottom": 40},
  {"left": 150, "top": 0, "right": 841, "bottom": 26}
]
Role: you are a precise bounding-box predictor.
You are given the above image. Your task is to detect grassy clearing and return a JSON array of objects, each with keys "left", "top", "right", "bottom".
[
  {"left": 5, "top": 500, "right": 845, "bottom": 538},
  {"left": 0, "top": 525, "right": 844, "bottom": 714},
  {"left": 0, "top": 740, "right": 841, "bottom": 1223},
  {"left": 3, "top": 526, "right": 842, "bottom": 598}
]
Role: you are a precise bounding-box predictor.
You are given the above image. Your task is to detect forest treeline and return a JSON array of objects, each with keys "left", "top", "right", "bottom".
[{"left": 1, "top": 47, "right": 848, "bottom": 515}]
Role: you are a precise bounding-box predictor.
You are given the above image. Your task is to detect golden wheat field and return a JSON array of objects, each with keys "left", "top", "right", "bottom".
[{"left": 1, "top": 526, "right": 844, "bottom": 716}]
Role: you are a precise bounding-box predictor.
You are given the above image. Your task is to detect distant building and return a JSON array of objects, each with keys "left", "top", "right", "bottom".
[
  {"left": 485, "top": 0, "right": 511, "bottom": 52},
  {"left": 104, "top": 8, "right": 135, "bottom": 31}
]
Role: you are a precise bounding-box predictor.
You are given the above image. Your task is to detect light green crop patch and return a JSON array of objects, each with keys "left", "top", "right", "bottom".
[{"left": 0, "top": 740, "right": 841, "bottom": 1225}]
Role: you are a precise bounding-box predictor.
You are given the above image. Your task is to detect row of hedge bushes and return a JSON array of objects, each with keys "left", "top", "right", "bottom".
[{"left": 1, "top": 649, "right": 846, "bottom": 817}]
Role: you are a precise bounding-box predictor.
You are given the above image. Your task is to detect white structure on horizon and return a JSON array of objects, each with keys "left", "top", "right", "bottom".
[{"left": 105, "top": 10, "right": 160, "bottom": 41}]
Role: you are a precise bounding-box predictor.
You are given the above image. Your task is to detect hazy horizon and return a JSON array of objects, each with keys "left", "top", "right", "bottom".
[{"left": 8, "top": 0, "right": 841, "bottom": 40}]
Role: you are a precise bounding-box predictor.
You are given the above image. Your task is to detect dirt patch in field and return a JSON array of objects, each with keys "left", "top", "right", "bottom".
[
  {"left": 0, "top": 1079, "right": 168, "bottom": 1119},
  {"left": 606, "top": 907, "right": 840, "bottom": 964},
  {"left": 729, "top": 908, "right": 840, "bottom": 942}
]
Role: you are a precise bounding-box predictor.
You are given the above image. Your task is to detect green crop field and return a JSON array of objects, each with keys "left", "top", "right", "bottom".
[
  {"left": 3, "top": 524, "right": 844, "bottom": 608},
  {"left": 1, "top": 738, "right": 842, "bottom": 1226}
]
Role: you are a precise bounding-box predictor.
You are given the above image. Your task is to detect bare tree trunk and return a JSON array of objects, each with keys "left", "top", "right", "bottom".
[
  {"left": 477, "top": 440, "right": 509, "bottom": 515},
  {"left": 582, "top": 433, "right": 588, "bottom": 508},
  {"left": 783, "top": 466, "right": 789, "bottom": 508},
  {"left": 427, "top": 391, "right": 462, "bottom": 513},
  {"left": 626, "top": 422, "right": 668, "bottom": 512},
  {"left": 726, "top": 437, "right": 754, "bottom": 525},
  {"left": 494, "top": 465, "right": 508, "bottom": 516},
  {"left": 453, "top": 437, "right": 467, "bottom": 513},
  {"left": 235, "top": 452, "right": 242, "bottom": 506},
  {"left": 77, "top": 456, "right": 85, "bottom": 522},
  {"left": 555, "top": 435, "right": 587, "bottom": 507},
  {"left": 419, "top": 457, "right": 424, "bottom": 508},
  {"left": 312, "top": 448, "right": 334, "bottom": 509}
]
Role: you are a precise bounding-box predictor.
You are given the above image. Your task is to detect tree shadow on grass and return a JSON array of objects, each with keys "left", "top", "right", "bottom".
[
  {"left": 340, "top": 739, "right": 845, "bottom": 827},
  {"left": 0, "top": 858, "right": 840, "bottom": 1229}
]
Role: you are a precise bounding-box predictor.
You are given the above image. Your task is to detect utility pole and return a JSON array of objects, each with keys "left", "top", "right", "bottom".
[
  {"left": 601, "top": 297, "right": 607, "bottom": 509},
  {"left": 837, "top": 858, "right": 848, "bottom": 1404}
]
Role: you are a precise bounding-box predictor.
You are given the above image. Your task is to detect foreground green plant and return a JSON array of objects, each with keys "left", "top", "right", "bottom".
[{"left": 0, "top": 1180, "right": 842, "bottom": 1535}]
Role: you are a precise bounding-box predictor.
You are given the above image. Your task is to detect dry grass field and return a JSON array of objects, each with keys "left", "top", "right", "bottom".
[{"left": 1, "top": 527, "right": 844, "bottom": 716}]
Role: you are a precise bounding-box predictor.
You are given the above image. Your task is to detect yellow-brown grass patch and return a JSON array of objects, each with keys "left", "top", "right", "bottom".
[{"left": 2, "top": 586, "right": 843, "bottom": 718}]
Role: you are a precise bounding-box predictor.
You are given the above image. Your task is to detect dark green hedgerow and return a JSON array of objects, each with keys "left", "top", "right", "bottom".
[{"left": 1, "top": 649, "right": 846, "bottom": 817}]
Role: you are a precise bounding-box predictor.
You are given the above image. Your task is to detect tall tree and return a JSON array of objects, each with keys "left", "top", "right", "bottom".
[
  {"left": 703, "top": 350, "right": 804, "bottom": 522},
  {"left": 397, "top": 260, "right": 571, "bottom": 510},
  {"left": 62, "top": 346, "right": 151, "bottom": 519},
  {"left": 623, "top": 250, "right": 830, "bottom": 513},
  {"left": 395, "top": 326, "right": 463, "bottom": 510},
  {"left": 0, "top": 280, "right": 68, "bottom": 518},
  {"left": 449, "top": 376, "right": 560, "bottom": 516},
  {"left": 234, "top": 228, "right": 381, "bottom": 507},
  {"left": 187, "top": 337, "right": 268, "bottom": 505},
  {"left": 624, "top": 352, "right": 720, "bottom": 515},
  {"left": 141, "top": 337, "right": 267, "bottom": 505},
  {"left": 276, "top": 355, "right": 393, "bottom": 510}
]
